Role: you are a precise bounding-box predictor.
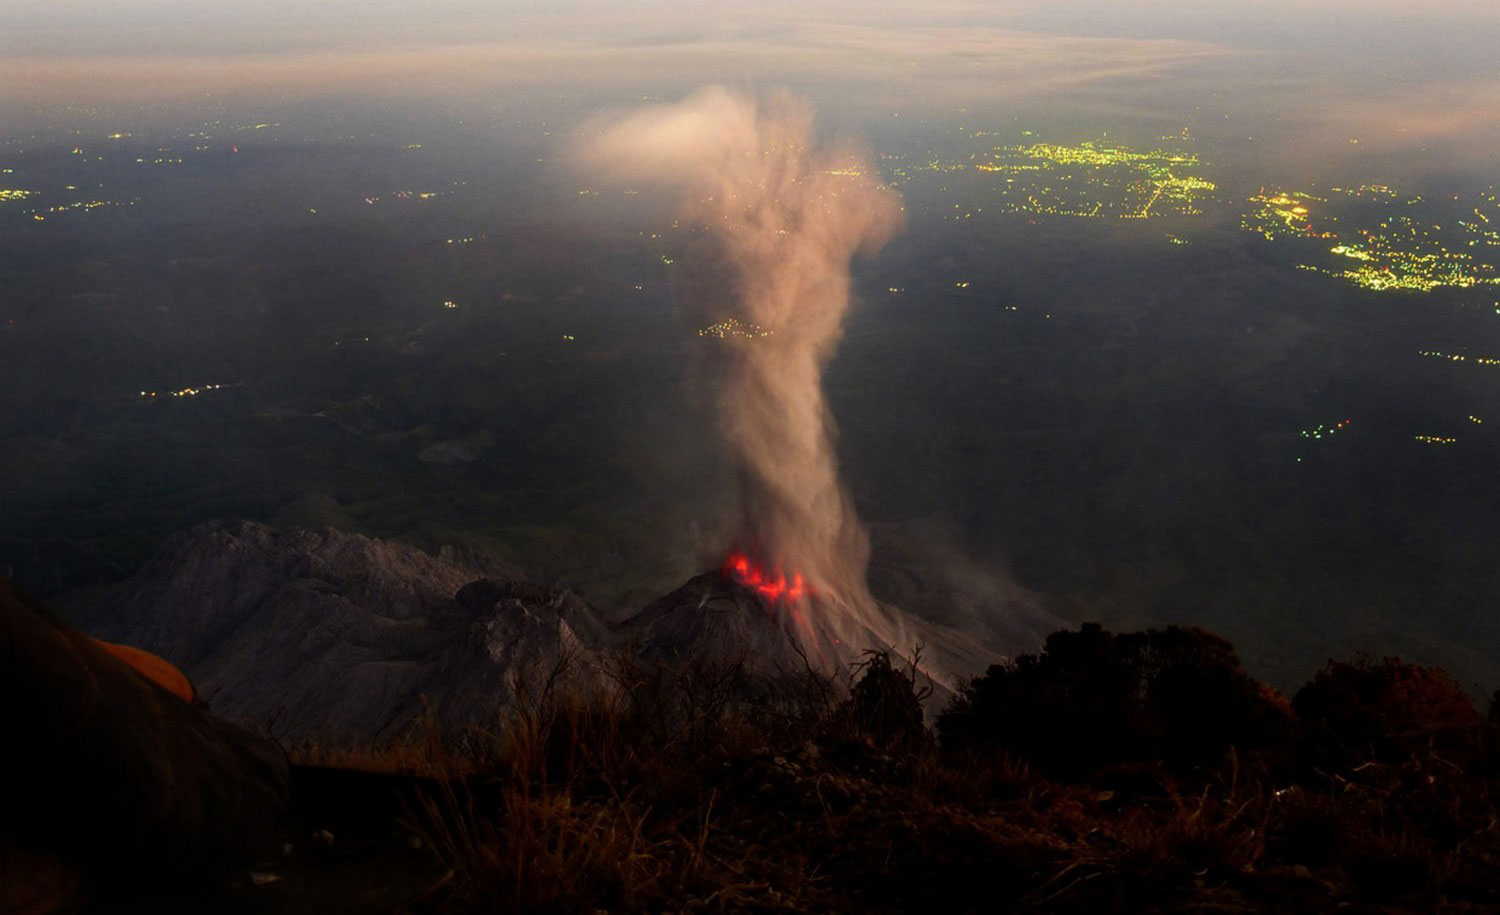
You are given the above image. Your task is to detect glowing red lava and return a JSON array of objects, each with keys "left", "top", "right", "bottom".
[{"left": 723, "top": 553, "right": 808, "bottom": 603}]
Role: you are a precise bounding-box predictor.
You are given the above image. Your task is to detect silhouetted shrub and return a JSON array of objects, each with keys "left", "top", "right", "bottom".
[
  {"left": 937, "top": 623, "right": 1291, "bottom": 777},
  {"left": 845, "top": 651, "right": 929, "bottom": 749},
  {"left": 1293, "top": 657, "right": 1480, "bottom": 761}
]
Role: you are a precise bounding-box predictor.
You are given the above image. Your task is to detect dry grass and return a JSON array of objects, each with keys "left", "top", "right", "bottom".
[
  {"left": 406, "top": 652, "right": 841, "bottom": 912},
  {"left": 293, "top": 644, "right": 1500, "bottom": 914},
  {"left": 288, "top": 736, "right": 451, "bottom": 777}
]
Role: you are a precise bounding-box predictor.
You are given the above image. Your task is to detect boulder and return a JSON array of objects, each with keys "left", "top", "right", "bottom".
[{"left": 0, "top": 578, "right": 288, "bottom": 892}]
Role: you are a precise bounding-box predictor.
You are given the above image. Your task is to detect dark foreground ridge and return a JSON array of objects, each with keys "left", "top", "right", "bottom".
[
  {"left": 5, "top": 525, "right": 1500, "bottom": 912},
  {"left": 0, "top": 578, "right": 288, "bottom": 913}
]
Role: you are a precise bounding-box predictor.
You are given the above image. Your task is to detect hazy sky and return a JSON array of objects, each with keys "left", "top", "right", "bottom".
[
  {"left": 8, "top": 1, "right": 1498, "bottom": 81},
  {"left": 4, "top": 1, "right": 1498, "bottom": 170},
  {"left": 8, "top": 1, "right": 1500, "bottom": 53}
]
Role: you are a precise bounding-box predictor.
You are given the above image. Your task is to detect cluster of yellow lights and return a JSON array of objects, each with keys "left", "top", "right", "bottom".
[
  {"left": 1418, "top": 350, "right": 1500, "bottom": 365},
  {"left": 365, "top": 191, "right": 442, "bottom": 205},
  {"left": 30, "top": 199, "right": 127, "bottom": 219},
  {"left": 1470, "top": 415, "right": 1484, "bottom": 424},
  {"left": 1300, "top": 419, "right": 1353, "bottom": 440},
  {"left": 988, "top": 142, "right": 1214, "bottom": 220},
  {"left": 1245, "top": 187, "right": 1498, "bottom": 292},
  {"left": 1241, "top": 192, "right": 1333, "bottom": 241},
  {"left": 1335, "top": 265, "right": 1485, "bottom": 292},
  {"left": 886, "top": 133, "right": 1213, "bottom": 221},
  {"left": 1413, "top": 435, "right": 1457, "bottom": 445},
  {"left": 901, "top": 159, "right": 966, "bottom": 176},
  {"left": 698, "top": 318, "right": 772, "bottom": 340},
  {"left": 139, "top": 383, "right": 232, "bottom": 399},
  {"left": 445, "top": 237, "right": 475, "bottom": 245},
  {"left": 0, "top": 189, "right": 33, "bottom": 202},
  {"left": 1006, "top": 142, "right": 1199, "bottom": 169},
  {"left": 974, "top": 162, "right": 1040, "bottom": 174},
  {"left": 1329, "top": 184, "right": 1397, "bottom": 198}
]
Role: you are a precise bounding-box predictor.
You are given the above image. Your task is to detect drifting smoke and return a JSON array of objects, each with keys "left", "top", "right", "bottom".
[{"left": 580, "top": 87, "right": 979, "bottom": 683}]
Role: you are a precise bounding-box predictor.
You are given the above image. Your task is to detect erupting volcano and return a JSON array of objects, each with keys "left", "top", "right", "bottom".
[
  {"left": 583, "top": 87, "right": 991, "bottom": 688},
  {"left": 723, "top": 553, "right": 809, "bottom": 605}
]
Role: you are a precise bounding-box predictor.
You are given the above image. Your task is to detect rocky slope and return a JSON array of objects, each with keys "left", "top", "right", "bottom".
[
  {"left": 621, "top": 570, "right": 999, "bottom": 710},
  {"left": 71, "top": 521, "right": 1000, "bottom": 743},
  {"left": 74, "top": 521, "right": 608, "bottom": 744},
  {"left": 622, "top": 571, "right": 814, "bottom": 675}
]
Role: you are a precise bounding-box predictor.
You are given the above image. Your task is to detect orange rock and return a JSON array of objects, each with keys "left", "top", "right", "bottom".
[
  {"left": 1, "top": 578, "right": 288, "bottom": 888},
  {"left": 94, "top": 639, "right": 195, "bottom": 703}
]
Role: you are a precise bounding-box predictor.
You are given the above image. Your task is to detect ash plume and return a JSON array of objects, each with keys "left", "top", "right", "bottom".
[{"left": 578, "top": 87, "right": 982, "bottom": 684}]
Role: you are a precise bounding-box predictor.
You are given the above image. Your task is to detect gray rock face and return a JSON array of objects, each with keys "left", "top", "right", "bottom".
[
  {"left": 622, "top": 571, "right": 815, "bottom": 678},
  {"left": 76, "top": 521, "right": 607, "bottom": 744}
]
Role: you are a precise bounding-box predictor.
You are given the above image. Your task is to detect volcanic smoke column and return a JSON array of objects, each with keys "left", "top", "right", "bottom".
[{"left": 580, "top": 87, "right": 912, "bottom": 668}]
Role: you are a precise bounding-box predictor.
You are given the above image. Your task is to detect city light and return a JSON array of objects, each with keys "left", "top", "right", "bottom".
[
  {"left": 1244, "top": 185, "right": 1499, "bottom": 292},
  {"left": 138, "top": 383, "right": 237, "bottom": 400},
  {"left": 1418, "top": 350, "right": 1500, "bottom": 366},
  {"left": 1299, "top": 419, "right": 1353, "bottom": 441},
  {"left": 885, "top": 133, "right": 1215, "bottom": 221},
  {"left": 698, "top": 318, "right": 773, "bottom": 340}
]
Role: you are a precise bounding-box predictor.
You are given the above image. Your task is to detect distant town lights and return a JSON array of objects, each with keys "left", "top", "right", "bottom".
[{"left": 138, "top": 383, "right": 234, "bottom": 399}]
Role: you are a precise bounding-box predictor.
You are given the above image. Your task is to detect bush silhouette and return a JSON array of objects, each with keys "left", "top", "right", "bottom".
[
  {"left": 937, "top": 623, "right": 1291, "bottom": 776},
  {"left": 1293, "top": 656, "right": 1481, "bottom": 761},
  {"left": 845, "top": 651, "right": 929, "bottom": 749}
]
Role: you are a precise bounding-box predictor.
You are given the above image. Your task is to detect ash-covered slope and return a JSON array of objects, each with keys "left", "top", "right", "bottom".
[
  {"left": 622, "top": 571, "right": 814, "bottom": 677},
  {"left": 75, "top": 521, "right": 608, "bottom": 743},
  {"left": 622, "top": 568, "right": 1000, "bottom": 699}
]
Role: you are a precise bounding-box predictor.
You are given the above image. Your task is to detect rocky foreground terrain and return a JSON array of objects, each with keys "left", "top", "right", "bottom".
[{"left": 14, "top": 523, "right": 1500, "bottom": 913}]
